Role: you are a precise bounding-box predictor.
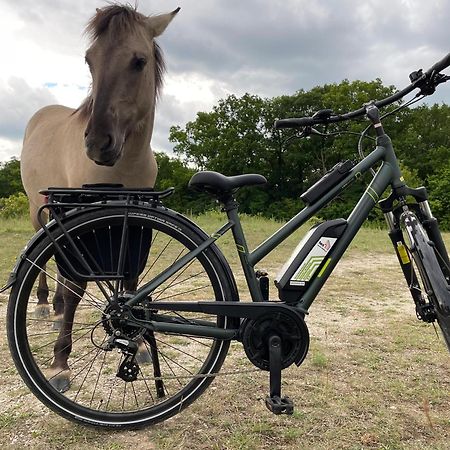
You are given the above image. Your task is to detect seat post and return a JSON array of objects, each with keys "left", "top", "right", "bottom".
[{"left": 220, "top": 194, "right": 265, "bottom": 302}]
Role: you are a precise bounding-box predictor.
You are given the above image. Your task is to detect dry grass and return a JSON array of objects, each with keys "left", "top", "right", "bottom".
[{"left": 0, "top": 213, "right": 449, "bottom": 449}]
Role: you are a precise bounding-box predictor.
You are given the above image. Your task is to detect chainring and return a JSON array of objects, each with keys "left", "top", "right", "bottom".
[{"left": 242, "top": 310, "right": 309, "bottom": 371}]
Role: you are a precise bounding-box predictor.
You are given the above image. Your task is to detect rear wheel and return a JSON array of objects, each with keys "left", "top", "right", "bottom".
[
  {"left": 7, "top": 208, "right": 238, "bottom": 428},
  {"left": 403, "top": 212, "right": 450, "bottom": 352}
]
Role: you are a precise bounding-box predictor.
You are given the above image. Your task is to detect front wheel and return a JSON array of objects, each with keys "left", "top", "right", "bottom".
[
  {"left": 7, "top": 207, "right": 238, "bottom": 428},
  {"left": 403, "top": 212, "right": 450, "bottom": 352}
]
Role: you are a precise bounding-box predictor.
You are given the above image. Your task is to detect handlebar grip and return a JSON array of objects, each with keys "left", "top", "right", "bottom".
[
  {"left": 274, "top": 117, "right": 316, "bottom": 129},
  {"left": 425, "top": 52, "right": 450, "bottom": 75}
]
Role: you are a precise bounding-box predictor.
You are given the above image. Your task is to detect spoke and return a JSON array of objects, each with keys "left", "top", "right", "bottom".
[
  {"left": 130, "top": 381, "right": 139, "bottom": 409},
  {"left": 90, "top": 339, "right": 108, "bottom": 407},
  {"left": 138, "top": 365, "right": 155, "bottom": 403},
  {"left": 67, "top": 346, "right": 104, "bottom": 385},
  {"left": 153, "top": 336, "right": 205, "bottom": 363},
  {"left": 26, "top": 258, "right": 105, "bottom": 311},
  {"left": 122, "top": 381, "right": 127, "bottom": 410},
  {"left": 28, "top": 324, "right": 98, "bottom": 338},
  {"left": 138, "top": 236, "right": 173, "bottom": 285},
  {"left": 147, "top": 341, "right": 194, "bottom": 376},
  {"left": 74, "top": 345, "right": 103, "bottom": 401},
  {"left": 105, "top": 355, "right": 123, "bottom": 411},
  {"left": 152, "top": 262, "right": 201, "bottom": 301},
  {"left": 40, "top": 327, "right": 98, "bottom": 366},
  {"left": 156, "top": 284, "right": 210, "bottom": 301},
  {"left": 27, "top": 318, "right": 96, "bottom": 327}
]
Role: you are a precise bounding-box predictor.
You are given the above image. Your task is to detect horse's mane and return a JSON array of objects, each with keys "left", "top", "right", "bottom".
[{"left": 76, "top": 4, "right": 166, "bottom": 117}]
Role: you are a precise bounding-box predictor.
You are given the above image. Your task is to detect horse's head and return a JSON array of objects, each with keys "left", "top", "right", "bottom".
[{"left": 82, "top": 5, "right": 179, "bottom": 166}]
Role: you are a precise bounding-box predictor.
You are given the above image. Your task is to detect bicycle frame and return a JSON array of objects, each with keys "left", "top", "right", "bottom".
[{"left": 128, "top": 132, "right": 405, "bottom": 313}]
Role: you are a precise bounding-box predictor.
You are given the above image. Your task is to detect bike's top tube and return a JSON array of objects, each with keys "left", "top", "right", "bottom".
[{"left": 275, "top": 52, "right": 450, "bottom": 129}]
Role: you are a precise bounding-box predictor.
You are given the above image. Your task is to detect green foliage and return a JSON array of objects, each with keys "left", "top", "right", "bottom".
[
  {"left": 0, "top": 158, "right": 24, "bottom": 198},
  {"left": 169, "top": 80, "right": 450, "bottom": 227},
  {"left": 0, "top": 192, "right": 29, "bottom": 219},
  {"left": 2, "top": 79, "right": 450, "bottom": 228},
  {"left": 153, "top": 152, "right": 216, "bottom": 214}
]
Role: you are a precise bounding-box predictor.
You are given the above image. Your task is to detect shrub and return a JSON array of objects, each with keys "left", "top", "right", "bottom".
[{"left": 0, "top": 192, "right": 29, "bottom": 219}]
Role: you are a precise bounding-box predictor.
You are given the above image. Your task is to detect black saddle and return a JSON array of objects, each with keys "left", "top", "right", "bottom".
[{"left": 189, "top": 171, "right": 267, "bottom": 196}]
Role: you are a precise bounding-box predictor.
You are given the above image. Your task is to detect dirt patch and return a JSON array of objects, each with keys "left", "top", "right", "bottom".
[{"left": 0, "top": 248, "right": 449, "bottom": 450}]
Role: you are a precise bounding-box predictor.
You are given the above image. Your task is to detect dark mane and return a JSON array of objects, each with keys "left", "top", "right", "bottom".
[
  {"left": 76, "top": 4, "right": 165, "bottom": 117},
  {"left": 85, "top": 3, "right": 143, "bottom": 41}
]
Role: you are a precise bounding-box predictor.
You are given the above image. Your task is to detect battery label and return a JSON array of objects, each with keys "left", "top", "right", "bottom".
[{"left": 290, "top": 237, "right": 337, "bottom": 285}]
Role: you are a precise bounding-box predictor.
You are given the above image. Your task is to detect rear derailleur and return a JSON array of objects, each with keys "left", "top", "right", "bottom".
[{"left": 114, "top": 337, "right": 140, "bottom": 382}]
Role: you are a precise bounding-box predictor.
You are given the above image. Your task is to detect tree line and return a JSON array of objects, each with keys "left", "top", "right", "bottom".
[{"left": 1, "top": 78, "right": 450, "bottom": 227}]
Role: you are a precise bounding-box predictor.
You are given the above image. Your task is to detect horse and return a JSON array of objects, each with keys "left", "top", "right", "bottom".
[{"left": 20, "top": 4, "right": 179, "bottom": 391}]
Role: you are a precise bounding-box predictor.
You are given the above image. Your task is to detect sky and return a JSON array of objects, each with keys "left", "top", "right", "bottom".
[{"left": 1, "top": 0, "right": 450, "bottom": 161}]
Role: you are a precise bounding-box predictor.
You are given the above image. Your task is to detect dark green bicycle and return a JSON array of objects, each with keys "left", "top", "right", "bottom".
[{"left": 4, "top": 54, "right": 450, "bottom": 428}]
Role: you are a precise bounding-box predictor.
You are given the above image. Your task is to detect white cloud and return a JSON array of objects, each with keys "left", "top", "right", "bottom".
[{"left": 1, "top": 0, "right": 450, "bottom": 159}]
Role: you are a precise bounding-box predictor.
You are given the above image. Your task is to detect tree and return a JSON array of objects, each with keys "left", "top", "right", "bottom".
[
  {"left": 169, "top": 80, "right": 400, "bottom": 220},
  {"left": 0, "top": 158, "right": 24, "bottom": 198}
]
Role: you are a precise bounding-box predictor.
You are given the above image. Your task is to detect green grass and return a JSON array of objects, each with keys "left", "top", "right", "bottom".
[{"left": 0, "top": 213, "right": 449, "bottom": 449}]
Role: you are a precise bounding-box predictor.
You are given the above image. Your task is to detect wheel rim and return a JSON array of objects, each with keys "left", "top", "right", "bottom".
[{"left": 10, "top": 212, "right": 231, "bottom": 425}]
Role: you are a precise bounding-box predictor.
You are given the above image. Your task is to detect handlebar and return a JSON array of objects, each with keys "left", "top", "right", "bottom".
[{"left": 275, "top": 52, "right": 450, "bottom": 130}]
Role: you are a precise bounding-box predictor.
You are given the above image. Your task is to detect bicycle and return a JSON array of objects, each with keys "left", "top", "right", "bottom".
[{"left": 3, "top": 53, "right": 450, "bottom": 429}]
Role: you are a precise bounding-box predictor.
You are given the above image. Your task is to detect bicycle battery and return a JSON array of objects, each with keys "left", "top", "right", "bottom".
[
  {"left": 300, "top": 160, "right": 354, "bottom": 205},
  {"left": 275, "top": 219, "right": 347, "bottom": 303}
]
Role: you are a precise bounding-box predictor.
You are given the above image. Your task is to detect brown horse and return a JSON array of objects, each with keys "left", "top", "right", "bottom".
[{"left": 20, "top": 4, "right": 179, "bottom": 391}]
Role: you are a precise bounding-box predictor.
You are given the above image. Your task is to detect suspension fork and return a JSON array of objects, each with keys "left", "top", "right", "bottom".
[{"left": 384, "top": 210, "right": 424, "bottom": 306}]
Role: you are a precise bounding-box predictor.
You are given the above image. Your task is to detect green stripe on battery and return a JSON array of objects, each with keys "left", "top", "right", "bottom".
[
  {"left": 317, "top": 258, "right": 332, "bottom": 278},
  {"left": 292, "top": 256, "right": 324, "bottom": 282}
]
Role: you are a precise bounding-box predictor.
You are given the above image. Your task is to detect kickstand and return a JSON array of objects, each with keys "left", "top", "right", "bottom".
[
  {"left": 265, "top": 334, "right": 294, "bottom": 415},
  {"left": 145, "top": 331, "right": 166, "bottom": 398}
]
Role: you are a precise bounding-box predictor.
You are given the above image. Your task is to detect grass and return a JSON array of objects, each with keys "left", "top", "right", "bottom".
[{"left": 0, "top": 213, "right": 449, "bottom": 449}]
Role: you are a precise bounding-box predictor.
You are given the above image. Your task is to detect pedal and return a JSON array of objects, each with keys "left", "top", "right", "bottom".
[
  {"left": 265, "top": 395, "right": 294, "bottom": 415},
  {"left": 264, "top": 334, "right": 295, "bottom": 415}
]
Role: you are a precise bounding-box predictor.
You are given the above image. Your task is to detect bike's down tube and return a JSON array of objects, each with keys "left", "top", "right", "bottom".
[
  {"left": 248, "top": 141, "right": 396, "bottom": 310},
  {"left": 298, "top": 160, "right": 394, "bottom": 310}
]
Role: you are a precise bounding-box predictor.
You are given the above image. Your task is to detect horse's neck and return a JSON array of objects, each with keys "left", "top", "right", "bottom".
[{"left": 121, "top": 110, "right": 155, "bottom": 163}]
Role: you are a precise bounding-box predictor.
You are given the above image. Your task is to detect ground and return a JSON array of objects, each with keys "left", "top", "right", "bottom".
[{"left": 0, "top": 214, "right": 448, "bottom": 449}]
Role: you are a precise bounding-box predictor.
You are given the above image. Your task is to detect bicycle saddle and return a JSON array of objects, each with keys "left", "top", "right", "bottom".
[{"left": 189, "top": 171, "right": 267, "bottom": 195}]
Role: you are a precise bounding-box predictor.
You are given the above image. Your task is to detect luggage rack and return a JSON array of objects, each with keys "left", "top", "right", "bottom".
[
  {"left": 35, "top": 184, "right": 174, "bottom": 282},
  {"left": 40, "top": 184, "right": 175, "bottom": 211}
]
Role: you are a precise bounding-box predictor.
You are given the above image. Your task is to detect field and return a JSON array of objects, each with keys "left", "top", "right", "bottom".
[{"left": 0, "top": 213, "right": 448, "bottom": 449}]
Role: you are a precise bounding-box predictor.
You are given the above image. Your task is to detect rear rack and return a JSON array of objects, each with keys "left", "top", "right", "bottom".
[
  {"left": 35, "top": 185, "right": 174, "bottom": 283},
  {"left": 40, "top": 185, "right": 174, "bottom": 209}
]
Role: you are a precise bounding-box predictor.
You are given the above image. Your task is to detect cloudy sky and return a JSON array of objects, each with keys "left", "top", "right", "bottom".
[{"left": 1, "top": 0, "right": 450, "bottom": 161}]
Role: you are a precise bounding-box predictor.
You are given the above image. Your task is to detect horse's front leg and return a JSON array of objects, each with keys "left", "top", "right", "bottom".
[
  {"left": 35, "top": 270, "right": 50, "bottom": 318},
  {"left": 52, "top": 273, "right": 65, "bottom": 330},
  {"left": 49, "top": 280, "right": 86, "bottom": 393}
]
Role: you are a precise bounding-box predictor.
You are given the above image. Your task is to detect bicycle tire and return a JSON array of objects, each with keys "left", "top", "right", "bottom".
[
  {"left": 402, "top": 212, "right": 450, "bottom": 352},
  {"left": 7, "top": 207, "right": 238, "bottom": 428}
]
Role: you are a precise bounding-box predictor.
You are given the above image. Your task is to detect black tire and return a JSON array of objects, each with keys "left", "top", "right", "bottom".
[
  {"left": 403, "top": 212, "right": 450, "bottom": 352},
  {"left": 7, "top": 207, "right": 238, "bottom": 428}
]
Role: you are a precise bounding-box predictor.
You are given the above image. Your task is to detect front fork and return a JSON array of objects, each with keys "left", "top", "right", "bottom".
[{"left": 384, "top": 199, "right": 449, "bottom": 322}]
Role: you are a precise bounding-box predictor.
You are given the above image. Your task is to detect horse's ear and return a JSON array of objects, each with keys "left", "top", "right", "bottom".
[{"left": 146, "top": 7, "right": 180, "bottom": 38}]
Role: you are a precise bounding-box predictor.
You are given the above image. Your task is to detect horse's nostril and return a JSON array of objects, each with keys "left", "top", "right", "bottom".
[{"left": 101, "top": 134, "right": 113, "bottom": 151}]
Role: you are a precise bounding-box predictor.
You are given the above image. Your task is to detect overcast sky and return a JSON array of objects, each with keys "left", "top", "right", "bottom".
[{"left": 1, "top": 0, "right": 450, "bottom": 161}]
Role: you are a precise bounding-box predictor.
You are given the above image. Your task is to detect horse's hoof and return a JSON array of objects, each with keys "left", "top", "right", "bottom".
[
  {"left": 52, "top": 315, "right": 64, "bottom": 331},
  {"left": 49, "top": 371, "right": 71, "bottom": 393},
  {"left": 135, "top": 341, "right": 152, "bottom": 364},
  {"left": 34, "top": 304, "right": 51, "bottom": 319}
]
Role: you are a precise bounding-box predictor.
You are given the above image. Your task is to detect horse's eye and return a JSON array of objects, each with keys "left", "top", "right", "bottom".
[{"left": 132, "top": 57, "right": 147, "bottom": 72}]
